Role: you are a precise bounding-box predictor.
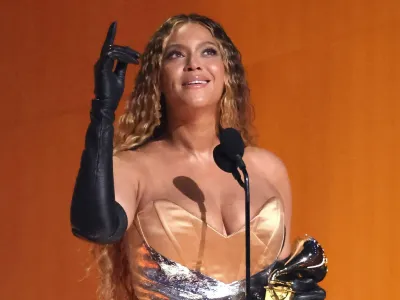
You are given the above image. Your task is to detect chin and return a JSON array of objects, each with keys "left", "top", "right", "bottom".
[{"left": 182, "top": 96, "right": 218, "bottom": 109}]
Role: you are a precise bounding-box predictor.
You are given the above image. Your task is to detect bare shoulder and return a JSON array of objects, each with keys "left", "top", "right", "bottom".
[
  {"left": 113, "top": 140, "right": 164, "bottom": 167},
  {"left": 112, "top": 144, "right": 160, "bottom": 229},
  {"left": 113, "top": 147, "right": 146, "bottom": 166},
  {"left": 244, "top": 146, "right": 289, "bottom": 180},
  {"left": 245, "top": 146, "right": 293, "bottom": 259},
  {"left": 112, "top": 145, "right": 156, "bottom": 192},
  {"left": 244, "top": 146, "right": 292, "bottom": 211}
]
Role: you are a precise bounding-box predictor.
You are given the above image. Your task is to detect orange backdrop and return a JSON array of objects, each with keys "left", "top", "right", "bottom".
[{"left": 0, "top": 0, "right": 399, "bottom": 299}]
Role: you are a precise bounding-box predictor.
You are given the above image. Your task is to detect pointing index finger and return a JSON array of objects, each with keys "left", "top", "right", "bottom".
[{"left": 101, "top": 21, "right": 117, "bottom": 56}]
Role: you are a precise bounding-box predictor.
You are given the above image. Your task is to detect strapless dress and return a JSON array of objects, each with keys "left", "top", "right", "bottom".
[{"left": 125, "top": 197, "right": 285, "bottom": 300}]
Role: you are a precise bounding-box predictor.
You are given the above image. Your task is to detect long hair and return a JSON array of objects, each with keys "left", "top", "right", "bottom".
[{"left": 92, "top": 13, "right": 256, "bottom": 300}]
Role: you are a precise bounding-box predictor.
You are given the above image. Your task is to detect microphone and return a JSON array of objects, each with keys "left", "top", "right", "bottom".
[
  {"left": 213, "top": 128, "right": 246, "bottom": 186},
  {"left": 213, "top": 144, "right": 243, "bottom": 187},
  {"left": 213, "top": 127, "right": 251, "bottom": 300}
]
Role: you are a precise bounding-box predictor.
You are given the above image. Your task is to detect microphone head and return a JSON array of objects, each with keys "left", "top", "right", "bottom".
[
  {"left": 213, "top": 144, "right": 237, "bottom": 173},
  {"left": 219, "top": 127, "right": 245, "bottom": 160}
]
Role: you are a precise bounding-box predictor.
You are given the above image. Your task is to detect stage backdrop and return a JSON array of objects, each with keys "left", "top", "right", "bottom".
[{"left": 0, "top": 0, "right": 398, "bottom": 299}]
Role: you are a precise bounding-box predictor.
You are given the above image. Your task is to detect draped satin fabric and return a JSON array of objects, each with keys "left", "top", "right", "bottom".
[{"left": 125, "top": 197, "right": 286, "bottom": 299}]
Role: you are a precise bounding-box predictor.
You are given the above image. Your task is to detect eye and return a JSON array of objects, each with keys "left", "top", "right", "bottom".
[
  {"left": 203, "top": 47, "right": 218, "bottom": 56},
  {"left": 165, "top": 50, "right": 184, "bottom": 60}
]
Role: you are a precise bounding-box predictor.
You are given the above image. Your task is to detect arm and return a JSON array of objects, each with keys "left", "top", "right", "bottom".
[
  {"left": 264, "top": 153, "right": 292, "bottom": 260},
  {"left": 247, "top": 147, "right": 292, "bottom": 257},
  {"left": 70, "top": 22, "right": 140, "bottom": 244},
  {"left": 255, "top": 149, "right": 326, "bottom": 300},
  {"left": 70, "top": 103, "right": 138, "bottom": 244}
]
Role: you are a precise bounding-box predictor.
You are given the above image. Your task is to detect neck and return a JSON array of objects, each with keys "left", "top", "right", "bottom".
[{"left": 165, "top": 106, "right": 220, "bottom": 159}]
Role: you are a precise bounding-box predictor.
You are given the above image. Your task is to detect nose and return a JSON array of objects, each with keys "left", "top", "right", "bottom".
[{"left": 184, "top": 54, "right": 201, "bottom": 71}]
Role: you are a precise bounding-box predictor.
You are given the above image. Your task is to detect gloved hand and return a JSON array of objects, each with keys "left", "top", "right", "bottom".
[
  {"left": 70, "top": 22, "right": 140, "bottom": 244},
  {"left": 94, "top": 21, "right": 140, "bottom": 110},
  {"left": 274, "top": 259, "right": 326, "bottom": 300},
  {"left": 291, "top": 277, "right": 326, "bottom": 300}
]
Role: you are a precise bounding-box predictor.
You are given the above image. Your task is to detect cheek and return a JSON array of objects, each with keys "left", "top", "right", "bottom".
[
  {"left": 210, "top": 62, "right": 226, "bottom": 90},
  {"left": 161, "top": 64, "right": 182, "bottom": 90}
]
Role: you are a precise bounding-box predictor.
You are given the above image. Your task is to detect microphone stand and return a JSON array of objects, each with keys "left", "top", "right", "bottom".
[{"left": 233, "top": 155, "right": 251, "bottom": 300}]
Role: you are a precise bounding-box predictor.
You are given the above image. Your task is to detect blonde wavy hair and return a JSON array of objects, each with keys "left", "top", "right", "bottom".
[{"left": 91, "top": 13, "right": 256, "bottom": 300}]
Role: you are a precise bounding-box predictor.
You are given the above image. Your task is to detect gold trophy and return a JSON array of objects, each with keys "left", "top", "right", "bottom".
[{"left": 264, "top": 236, "right": 328, "bottom": 300}]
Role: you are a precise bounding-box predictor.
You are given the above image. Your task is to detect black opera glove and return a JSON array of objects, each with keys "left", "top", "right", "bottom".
[
  {"left": 94, "top": 21, "right": 140, "bottom": 109},
  {"left": 265, "top": 236, "right": 328, "bottom": 300},
  {"left": 278, "top": 273, "right": 326, "bottom": 300},
  {"left": 70, "top": 22, "right": 140, "bottom": 244}
]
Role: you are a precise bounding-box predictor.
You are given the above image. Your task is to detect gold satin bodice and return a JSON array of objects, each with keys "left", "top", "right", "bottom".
[{"left": 126, "top": 197, "right": 285, "bottom": 299}]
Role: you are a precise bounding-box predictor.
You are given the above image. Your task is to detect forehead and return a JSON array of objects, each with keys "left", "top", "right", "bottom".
[{"left": 165, "top": 22, "right": 215, "bottom": 46}]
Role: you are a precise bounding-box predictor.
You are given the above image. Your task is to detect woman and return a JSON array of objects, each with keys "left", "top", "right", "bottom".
[{"left": 71, "top": 14, "right": 326, "bottom": 300}]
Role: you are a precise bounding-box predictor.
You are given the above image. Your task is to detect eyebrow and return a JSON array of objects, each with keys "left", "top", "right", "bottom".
[{"left": 164, "top": 40, "right": 219, "bottom": 51}]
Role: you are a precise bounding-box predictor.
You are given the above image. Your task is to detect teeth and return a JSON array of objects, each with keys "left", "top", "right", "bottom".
[{"left": 186, "top": 80, "right": 208, "bottom": 85}]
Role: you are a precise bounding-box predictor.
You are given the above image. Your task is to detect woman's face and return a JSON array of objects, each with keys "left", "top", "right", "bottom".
[{"left": 160, "top": 23, "right": 225, "bottom": 111}]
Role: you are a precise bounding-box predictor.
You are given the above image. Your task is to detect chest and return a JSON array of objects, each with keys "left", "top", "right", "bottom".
[{"left": 138, "top": 162, "right": 279, "bottom": 236}]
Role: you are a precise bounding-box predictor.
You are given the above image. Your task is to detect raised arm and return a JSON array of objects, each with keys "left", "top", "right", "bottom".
[{"left": 70, "top": 22, "right": 140, "bottom": 244}]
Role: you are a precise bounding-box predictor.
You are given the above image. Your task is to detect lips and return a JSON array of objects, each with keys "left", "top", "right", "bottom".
[
  {"left": 182, "top": 75, "right": 211, "bottom": 86},
  {"left": 182, "top": 80, "right": 210, "bottom": 86}
]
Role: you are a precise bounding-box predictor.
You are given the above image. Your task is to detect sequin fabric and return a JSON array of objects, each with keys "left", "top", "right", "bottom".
[{"left": 132, "top": 243, "right": 276, "bottom": 300}]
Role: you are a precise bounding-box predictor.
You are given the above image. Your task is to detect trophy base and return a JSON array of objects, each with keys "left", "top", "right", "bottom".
[{"left": 264, "top": 286, "right": 294, "bottom": 300}]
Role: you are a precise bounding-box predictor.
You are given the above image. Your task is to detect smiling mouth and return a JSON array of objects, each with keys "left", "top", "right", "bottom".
[{"left": 182, "top": 80, "right": 210, "bottom": 86}]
